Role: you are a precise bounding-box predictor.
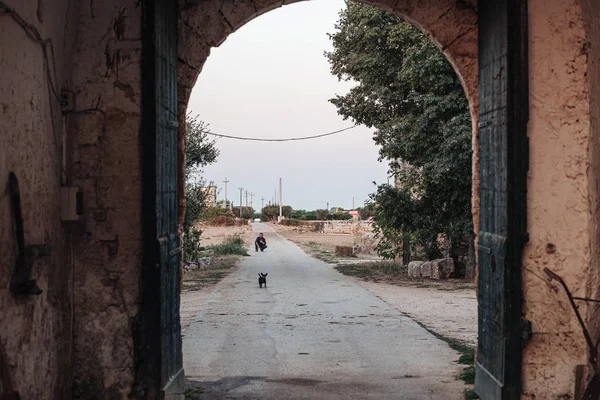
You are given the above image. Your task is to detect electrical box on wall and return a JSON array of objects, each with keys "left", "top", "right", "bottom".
[{"left": 61, "top": 187, "right": 82, "bottom": 221}]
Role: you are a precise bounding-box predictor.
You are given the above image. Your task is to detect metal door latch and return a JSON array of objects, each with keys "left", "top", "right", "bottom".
[{"left": 8, "top": 172, "right": 50, "bottom": 296}]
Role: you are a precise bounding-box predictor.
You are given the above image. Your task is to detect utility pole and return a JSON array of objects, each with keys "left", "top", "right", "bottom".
[
  {"left": 279, "top": 178, "right": 283, "bottom": 219},
  {"left": 261, "top": 197, "right": 265, "bottom": 210},
  {"left": 223, "top": 177, "right": 229, "bottom": 208},
  {"left": 326, "top": 201, "right": 329, "bottom": 211},
  {"left": 245, "top": 190, "right": 249, "bottom": 208},
  {"left": 250, "top": 192, "right": 254, "bottom": 209},
  {"left": 238, "top": 187, "right": 244, "bottom": 217}
]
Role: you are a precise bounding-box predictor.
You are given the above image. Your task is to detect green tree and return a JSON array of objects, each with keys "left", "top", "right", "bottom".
[
  {"left": 290, "top": 209, "right": 307, "bottom": 219},
  {"left": 185, "top": 116, "right": 219, "bottom": 179},
  {"left": 261, "top": 205, "right": 293, "bottom": 221},
  {"left": 326, "top": 3, "right": 472, "bottom": 259},
  {"left": 331, "top": 211, "right": 353, "bottom": 221},
  {"left": 183, "top": 115, "right": 219, "bottom": 260},
  {"left": 315, "top": 209, "right": 329, "bottom": 220},
  {"left": 241, "top": 207, "right": 256, "bottom": 220},
  {"left": 356, "top": 207, "right": 374, "bottom": 221}
]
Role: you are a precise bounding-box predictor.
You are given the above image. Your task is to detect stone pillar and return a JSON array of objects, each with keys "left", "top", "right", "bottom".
[
  {"left": 521, "top": 0, "right": 596, "bottom": 397},
  {"left": 68, "top": 1, "right": 144, "bottom": 397}
]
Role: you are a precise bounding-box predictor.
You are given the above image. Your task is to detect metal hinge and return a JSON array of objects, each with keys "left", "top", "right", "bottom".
[
  {"left": 521, "top": 318, "right": 533, "bottom": 343},
  {"left": 60, "top": 90, "right": 75, "bottom": 113}
]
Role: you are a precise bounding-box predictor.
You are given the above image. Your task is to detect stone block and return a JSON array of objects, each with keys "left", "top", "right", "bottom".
[
  {"left": 408, "top": 261, "right": 424, "bottom": 277},
  {"left": 420, "top": 261, "right": 434, "bottom": 278},
  {"left": 431, "top": 258, "right": 455, "bottom": 279}
]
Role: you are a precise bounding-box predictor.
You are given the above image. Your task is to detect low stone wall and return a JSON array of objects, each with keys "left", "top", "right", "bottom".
[{"left": 314, "top": 220, "right": 374, "bottom": 235}]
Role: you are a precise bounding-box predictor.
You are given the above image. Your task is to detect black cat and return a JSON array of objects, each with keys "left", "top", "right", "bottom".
[{"left": 258, "top": 273, "right": 268, "bottom": 288}]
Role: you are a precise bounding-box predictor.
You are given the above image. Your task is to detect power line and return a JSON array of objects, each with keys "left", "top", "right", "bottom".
[{"left": 205, "top": 125, "right": 358, "bottom": 142}]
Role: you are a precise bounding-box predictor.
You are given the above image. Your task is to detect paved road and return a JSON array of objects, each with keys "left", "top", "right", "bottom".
[{"left": 183, "top": 223, "right": 464, "bottom": 399}]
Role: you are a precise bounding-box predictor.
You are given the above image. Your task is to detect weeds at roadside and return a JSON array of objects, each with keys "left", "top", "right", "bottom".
[
  {"left": 460, "top": 365, "right": 475, "bottom": 384},
  {"left": 299, "top": 241, "right": 338, "bottom": 263},
  {"left": 183, "top": 258, "right": 238, "bottom": 290},
  {"left": 207, "top": 235, "right": 249, "bottom": 256},
  {"left": 414, "top": 283, "right": 437, "bottom": 289},
  {"left": 183, "top": 235, "right": 249, "bottom": 292},
  {"left": 335, "top": 261, "right": 407, "bottom": 279},
  {"left": 335, "top": 261, "right": 475, "bottom": 291},
  {"left": 184, "top": 385, "right": 205, "bottom": 399},
  {"left": 407, "top": 318, "right": 478, "bottom": 399},
  {"left": 438, "top": 285, "right": 475, "bottom": 291}
]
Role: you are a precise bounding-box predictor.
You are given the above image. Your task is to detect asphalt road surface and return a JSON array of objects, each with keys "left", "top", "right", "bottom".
[{"left": 183, "top": 223, "right": 464, "bottom": 400}]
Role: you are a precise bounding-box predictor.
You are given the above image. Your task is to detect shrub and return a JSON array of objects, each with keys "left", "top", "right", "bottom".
[
  {"left": 225, "top": 235, "right": 244, "bottom": 246},
  {"left": 261, "top": 205, "right": 292, "bottom": 221},
  {"left": 304, "top": 211, "right": 317, "bottom": 220},
  {"left": 280, "top": 218, "right": 303, "bottom": 226},
  {"left": 202, "top": 206, "right": 235, "bottom": 220},
  {"left": 207, "top": 215, "right": 236, "bottom": 226},
  {"left": 240, "top": 208, "right": 255, "bottom": 220},
  {"left": 183, "top": 227, "right": 203, "bottom": 261},
  {"left": 315, "top": 209, "right": 329, "bottom": 220},
  {"left": 208, "top": 235, "right": 248, "bottom": 256},
  {"left": 357, "top": 206, "right": 375, "bottom": 220},
  {"left": 331, "top": 211, "right": 353, "bottom": 220}
]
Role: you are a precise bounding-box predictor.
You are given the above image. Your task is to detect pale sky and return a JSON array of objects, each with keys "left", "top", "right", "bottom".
[{"left": 187, "top": 0, "right": 390, "bottom": 211}]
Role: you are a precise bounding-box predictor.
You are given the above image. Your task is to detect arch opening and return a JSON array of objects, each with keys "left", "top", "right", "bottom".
[{"left": 177, "top": 1, "right": 478, "bottom": 398}]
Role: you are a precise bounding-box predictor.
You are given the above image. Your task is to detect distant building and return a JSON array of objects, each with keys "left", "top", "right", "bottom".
[{"left": 198, "top": 185, "right": 217, "bottom": 207}]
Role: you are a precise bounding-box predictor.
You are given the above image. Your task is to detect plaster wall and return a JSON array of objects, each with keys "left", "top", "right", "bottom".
[
  {"left": 66, "top": 1, "right": 144, "bottom": 398},
  {"left": 522, "top": 0, "right": 597, "bottom": 397},
  {"left": 581, "top": 0, "right": 600, "bottom": 379},
  {"left": 0, "top": 0, "right": 77, "bottom": 398}
]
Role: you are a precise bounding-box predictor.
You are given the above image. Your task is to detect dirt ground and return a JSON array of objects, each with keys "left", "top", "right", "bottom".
[
  {"left": 354, "top": 280, "right": 476, "bottom": 345},
  {"left": 181, "top": 223, "right": 255, "bottom": 329},
  {"left": 196, "top": 223, "right": 255, "bottom": 247},
  {"left": 273, "top": 223, "right": 381, "bottom": 263}
]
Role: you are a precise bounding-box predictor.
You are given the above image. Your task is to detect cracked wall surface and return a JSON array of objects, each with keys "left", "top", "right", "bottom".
[
  {"left": 1, "top": 0, "right": 144, "bottom": 398},
  {"left": 0, "top": 0, "right": 78, "bottom": 398},
  {"left": 68, "top": 1, "right": 143, "bottom": 398}
]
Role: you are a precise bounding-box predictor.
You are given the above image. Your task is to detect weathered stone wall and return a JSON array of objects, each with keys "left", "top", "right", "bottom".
[
  {"left": 521, "top": 0, "right": 598, "bottom": 397},
  {"left": 67, "top": 1, "right": 144, "bottom": 398},
  {"left": 1, "top": 0, "right": 145, "bottom": 397},
  {"left": 321, "top": 221, "right": 373, "bottom": 235},
  {"left": 0, "top": 0, "right": 77, "bottom": 397}
]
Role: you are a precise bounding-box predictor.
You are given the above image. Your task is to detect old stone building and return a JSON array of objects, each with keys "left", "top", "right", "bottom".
[{"left": 1, "top": 0, "right": 600, "bottom": 399}]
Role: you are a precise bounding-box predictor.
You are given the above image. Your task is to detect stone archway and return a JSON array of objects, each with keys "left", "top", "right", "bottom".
[
  {"left": 5, "top": 0, "right": 600, "bottom": 398},
  {"left": 176, "top": 0, "right": 480, "bottom": 247}
]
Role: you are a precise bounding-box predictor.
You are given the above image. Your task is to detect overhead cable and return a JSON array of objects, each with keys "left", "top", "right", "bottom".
[{"left": 205, "top": 125, "right": 359, "bottom": 142}]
